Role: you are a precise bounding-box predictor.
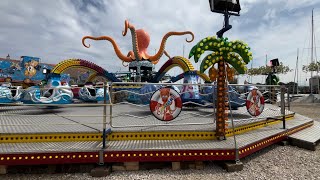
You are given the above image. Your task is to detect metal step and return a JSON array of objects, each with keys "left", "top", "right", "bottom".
[{"left": 288, "top": 120, "right": 320, "bottom": 151}]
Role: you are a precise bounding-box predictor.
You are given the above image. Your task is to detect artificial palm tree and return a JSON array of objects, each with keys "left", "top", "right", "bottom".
[{"left": 189, "top": 36, "right": 253, "bottom": 138}]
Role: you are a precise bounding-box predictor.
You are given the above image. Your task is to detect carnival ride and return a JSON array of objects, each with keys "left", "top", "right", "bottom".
[
  {"left": 1, "top": 18, "right": 317, "bottom": 174},
  {"left": 0, "top": 50, "right": 247, "bottom": 106},
  {"left": 21, "top": 74, "right": 73, "bottom": 104},
  {"left": 0, "top": 56, "right": 55, "bottom": 85},
  {"left": 50, "top": 59, "right": 117, "bottom": 103},
  {"left": 51, "top": 59, "right": 121, "bottom": 83},
  {"left": 0, "top": 83, "right": 23, "bottom": 103},
  {"left": 78, "top": 82, "right": 108, "bottom": 102}
]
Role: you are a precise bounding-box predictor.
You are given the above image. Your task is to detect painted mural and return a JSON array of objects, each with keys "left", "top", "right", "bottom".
[
  {"left": 62, "top": 67, "right": 107, "bottom": 85},
  {"left": 0, "top": 56, "right": 54, "bottom": 83}
]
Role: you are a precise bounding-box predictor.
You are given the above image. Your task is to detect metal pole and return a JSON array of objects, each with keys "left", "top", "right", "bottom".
[
  {"left": 250, "top": 57, "right": 253, "bottom": 83},
  {"left": 217, "top": 12, "right": 232, "bottom": 38},
  {"left": 311, "top": 9, "right": 314, "bottom": 95},
  {"left": 224, "top": 61, "right": 240, "bottom": 163},
  {"left": 212, "top": 83, "right": 216, "bottom": 124},
  {"left": 266, "top": 54, "right": 268, "bottom": 67},
  {"left": 102, "top": 83, "right": 107, "bottom": 149},
  {"left": 280, "top": 85, "right": 286, "bottom": 129},
  {"left": 287, "top": 87, "right": 290, "bottom": 111},
  {"left": 293, "top": 48, "right": 299, "bottom": 94},
  {"left": 109, "top": 83, "right": 113, "bottom": 127}
]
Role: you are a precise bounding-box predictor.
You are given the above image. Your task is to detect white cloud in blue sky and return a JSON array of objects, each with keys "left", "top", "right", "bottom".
[{"left": 0, "top": 0, "right": 320, "bottom": 85}]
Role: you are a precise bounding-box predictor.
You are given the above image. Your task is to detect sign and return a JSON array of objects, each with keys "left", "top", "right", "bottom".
[
  {"left": 246, "top": 88, "right": 265, "bottom": 116},
  {"left": 150, "top": 87, "right": 182, "bottom": 121}
]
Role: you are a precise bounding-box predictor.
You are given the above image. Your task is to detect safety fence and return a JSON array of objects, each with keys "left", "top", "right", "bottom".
[
  {"left": 0, "top": 83, "right": 292, "bottom": 134},
  {"left": 109, "top": 82, "right": 291, "bottom": 131}
]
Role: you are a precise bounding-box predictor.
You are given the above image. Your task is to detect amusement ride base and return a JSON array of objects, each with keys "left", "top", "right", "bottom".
[{"left": 0, "top": 104, "right": 314, "bottom": 166}]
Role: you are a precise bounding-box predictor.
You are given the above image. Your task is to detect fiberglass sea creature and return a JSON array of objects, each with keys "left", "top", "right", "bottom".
[
  {"left": 22, "top": 75, "right": 73, "bottom": 104},
  {"left": 0, "top": 83, "right": 23, "bottom": 103},
  {"left": 78, "top": 83, "right": 109, "bottom": 102},
  {"left": 82, "top": 20, "right": 194, "bottom": 65}
]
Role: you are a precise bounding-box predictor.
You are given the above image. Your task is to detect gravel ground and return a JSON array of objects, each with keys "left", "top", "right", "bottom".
[
  {"left": 290, "top": 102, "right": 320, "bottom": 121},
  {"left": 2, "top": 103, "right": 320, "bottom": 180}
]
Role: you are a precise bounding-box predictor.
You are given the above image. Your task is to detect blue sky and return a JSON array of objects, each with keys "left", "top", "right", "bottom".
[{"left": 1, "top": 0, "right": 320, "bottom": 85}]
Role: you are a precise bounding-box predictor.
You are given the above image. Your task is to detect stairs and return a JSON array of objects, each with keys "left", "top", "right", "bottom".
[{"left": 288, "top": 121, "right": 320, "bottom": 151}]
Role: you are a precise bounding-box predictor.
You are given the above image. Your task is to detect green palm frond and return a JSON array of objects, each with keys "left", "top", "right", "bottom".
[
  {"left": 189, "top": 37, "right": 253, "bottom": 75},
  {"left": 200, "top": 53, "right": 220, "bottom": 73}
]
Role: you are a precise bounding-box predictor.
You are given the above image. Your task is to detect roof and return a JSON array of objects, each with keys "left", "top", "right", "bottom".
[{"left": 0, "top": 57, "right": 56, "bottom": 67}]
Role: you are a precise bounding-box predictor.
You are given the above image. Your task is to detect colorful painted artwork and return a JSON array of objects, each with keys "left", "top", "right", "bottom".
[
  {"left": 181, "top": 74, "right": 200, "bottom": 101},
  {"left": 0, "top": 56, "right": 54, "bottom": 82},
  {"left": 150, "top": 88, "right": 182, "bottom": 121},
  {"left": 246, "top": 88, "right": 265, "bottom": 116},
  {"left": 62, "top": 67, "right": 97, "bottom": 85}
]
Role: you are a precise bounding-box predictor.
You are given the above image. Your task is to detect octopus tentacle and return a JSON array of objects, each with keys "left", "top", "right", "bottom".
[
  {"left": 127, "top": 51, "right": 135, "bottom": 59},
  {"left": 149, "top": 50, "right": 170, "bottom": 65},
  {"left": 122, "top": 20, "right": 129, "bottom": 36},
  {"left": 82, "top": 36, "right": 132, "bottom": 62},
  {"left": 148, "top": 31, "right": 194, "bottom": 62},
  {"left": 122, "top": 20, "right": 142, "bottom": 61},
  {"left": 151, "top": 59, "right": 160, "bottom": 64}
]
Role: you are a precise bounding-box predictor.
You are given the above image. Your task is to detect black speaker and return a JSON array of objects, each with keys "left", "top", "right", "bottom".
[
  {"left": 209, "top": 0, "right": 241, "bottom": 13},
  {"left": 270, "top": 58, "right": 279, "bottom": 67}
]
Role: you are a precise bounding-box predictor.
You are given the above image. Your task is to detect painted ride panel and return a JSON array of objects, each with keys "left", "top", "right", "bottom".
[
  {"left": 78, "top": 84, "right": 108, "bottom": 102},
  {"left": 180, "top": 74, "right": 201, "bottom": 104},
  {"left": 21, "top": 75, "right": 73, "bottom": 104},
  {"left": 0, "top": 56, "right": 54, "bottom": 83}
]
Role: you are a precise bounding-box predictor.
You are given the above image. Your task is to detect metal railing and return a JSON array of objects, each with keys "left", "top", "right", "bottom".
[
  {"left": 0, "top": 83, "right": 291, "bottom": 134},
  {"left": 0, "top": 82, "right": 296, "bottom": 165}
]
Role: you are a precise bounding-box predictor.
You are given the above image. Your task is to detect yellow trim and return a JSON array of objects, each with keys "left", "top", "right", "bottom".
[
  {"left": 196, "top": 71, "right": 211, "bottom": 82},
  {"left": 108, "top": 131, "right": 215, "bottom": 141},
  {"left": 161, "top": 56, "right": 195, "bottom": 75},
  {"left": 54, "top": 65, "right": 96, "bottom": 75},
  {"left": 172, "top": 56, "right": 195, "bottom": 71},
  {"left": 52, "top": 59, "right": 81, "bottom": 74},
  {"left": 225, "top": 115, "right": 294, "bottom": 137},
  {"left": 0, "top": 133, "right": 102, "bottom": 143}
]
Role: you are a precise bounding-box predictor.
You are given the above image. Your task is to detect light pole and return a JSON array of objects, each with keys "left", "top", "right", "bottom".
[{"left": 209, "top": 0, "right": 241, "bottom": 38}]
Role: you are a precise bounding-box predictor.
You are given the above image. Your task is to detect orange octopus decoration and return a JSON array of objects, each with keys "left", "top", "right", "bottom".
[{"left": 82, "top": 20, "right": 194, "bottom": 65}]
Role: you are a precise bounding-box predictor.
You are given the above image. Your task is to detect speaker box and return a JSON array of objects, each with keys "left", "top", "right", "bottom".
[{"left": 270, "top": 59, "right": 279, "bottom": 66}]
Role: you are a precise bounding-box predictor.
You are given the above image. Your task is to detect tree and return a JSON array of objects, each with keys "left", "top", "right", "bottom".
[
  {"left": 189, "top": 36, "right": 252, "bottom": 138},
  {"left": 302, "top": 62, "right": 320, "bottom": 72},
  {"left": 265, "top": 73, "right": 279, "bottom": 85},
  {"left": 247, "top": 63, "right": 291, "bottom": 75}
]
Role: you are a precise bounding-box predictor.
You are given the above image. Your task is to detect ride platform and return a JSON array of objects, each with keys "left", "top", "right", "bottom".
[
  {"left": 0, "top": 104, "right": 314, "bottom": 168},
  {"left": 289, "top": 120, "right": 320, "bottom": 151}
]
